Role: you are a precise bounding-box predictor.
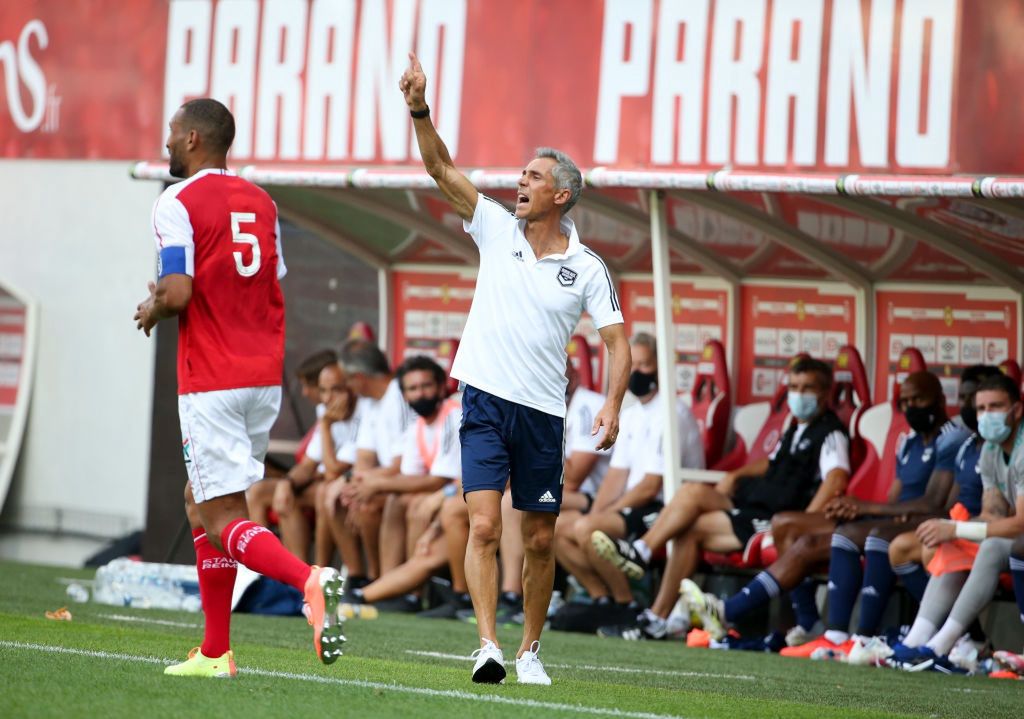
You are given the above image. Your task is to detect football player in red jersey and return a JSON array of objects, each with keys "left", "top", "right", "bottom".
[{"left": 135, "top": 98, "right": 344, "bottom": 677}]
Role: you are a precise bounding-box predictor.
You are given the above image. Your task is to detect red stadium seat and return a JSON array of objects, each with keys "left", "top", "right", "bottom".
[
  {"left": 690, "top": 340, "right": 732, "bottom": 468},
  {"left": 1000, "top": 359, "right": 1022, "bottom": 387},
  {"left": 831, "top": 345, "right": 873, "bottom": 472},
  {"left": 435, "top": 338, "right": 461, "bottom": 396},
  {"left": 347, "top": 321, "right": 375, "bottom": 342},
  {"left": 567, "top": 334, "right": 597, "bottom": 392},
  {"left": 845, "top": 348, "right": 926, "bottom": 502}
]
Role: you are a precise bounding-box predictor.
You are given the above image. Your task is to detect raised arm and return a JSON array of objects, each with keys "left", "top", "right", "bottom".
[{"left": 399, "top": 52, "right": 478, "bottom": 220}]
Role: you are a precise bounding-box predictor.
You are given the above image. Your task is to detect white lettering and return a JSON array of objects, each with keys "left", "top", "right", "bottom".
[
  {"left": 0, "top": 19, "right": 49, "bottom": 132},
  {"left": 303, "top": 0, "right": 356, "bottom": 160},
  {"left": 210, "top": 0, "right": 259, "bottom": 158},
  {"left": 824, "top": 0, "right": 893, "bottom": 167},
  {"left": 412, "top": 0, "right": 467, "bottom": 160},
  {"left": 896, "top": 0, "right": 956, "bottom": 167},
  {"left": 255, "top": 0, "right": 308, "bottom": 159},
  {"left": 651, "top": 0, "right": 708, "bottom": 165},
  {"left": 163, "top": 0, "right": 212, "bottom": 143},
  {"left": 353, "top": 0, "right": 417, "bottom": 160},
  {"left": 707, "top": 0, "right": 765, "bottom": 165},
  {"left": 763, "top": 0, "right": 824, "bottom": 166},
  {"left": 593, "top": 0, "right": 652, "bottom": 164}
]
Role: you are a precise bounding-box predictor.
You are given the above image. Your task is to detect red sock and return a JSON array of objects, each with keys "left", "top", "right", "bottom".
[
  {"left": 193, "top": 528, "right": 236, "bottom": 658},
  {"left": 221, "top": 519, "right": 311, "bottom": 590}
]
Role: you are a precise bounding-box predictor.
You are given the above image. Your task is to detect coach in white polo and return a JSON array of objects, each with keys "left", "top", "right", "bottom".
[{"left": 401, "top": 53, "right": 630, "bottom": 686}]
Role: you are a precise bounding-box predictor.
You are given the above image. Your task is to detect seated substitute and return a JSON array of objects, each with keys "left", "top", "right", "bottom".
[
  {"left": 271, "top": 361, "right": 364, "bottom": 565},
  {"left": 891, "top": 373, "right": 1024, "bottom": 671},
  {"left": 595, "top": 357, "right": 850, "bottom": 640},
  {"left": 321, "top": 339, "right": 414, "bottom": 583},
  {"left": 552, "top": 332, "right": 705, "bottom": 631}
]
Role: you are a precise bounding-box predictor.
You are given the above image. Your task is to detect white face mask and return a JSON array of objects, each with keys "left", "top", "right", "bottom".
[
  {"left": 978, "top": 410, "right": 1013, "bottom": 444},
  {"left": 787, "top": 391, "right": 818, "bottom": 421}
]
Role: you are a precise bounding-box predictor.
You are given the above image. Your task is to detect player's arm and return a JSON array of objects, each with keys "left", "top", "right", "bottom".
[
  {"left": 918, "top": 488, "right": 1019, "bottom": 547},
  {"left": 399, "top": 52, "right": 477, "bottom": 220},
  {"left": 805, "top": 467, "right": 850, "bottom": 513},
  {"left": 591, "top": 466, "right": 628, "bottom": 513},
  {"left": 716, "top": 457, "right": 770, "bottom": 495},
  {"left": 134, "top": 276, "right": 192, "bottom": 336},
  {"left": 608, "top": 473, "right": 662, "bottom": 513},
  {"left": 592, "top": 323, "right": 630, "bottom": 451}
]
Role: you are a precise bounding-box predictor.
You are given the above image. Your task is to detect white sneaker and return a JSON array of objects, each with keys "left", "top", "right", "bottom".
[
  {"left": 948, "top": 634, "right": 980, "bottom": 673},
  {"left": 515, "top": 641, "right": 551, "bottom": 685},
  {"left": 785, "top": 625, "right": 814, "bottom": 648},
  {"left": 847, "top": 635, "right": 894, "bottom": 666},
  {"left": 470, "top": 639, "right": 506, "bottom": 684},
  {"left": 679, "top": 579, "right": 726, "bottom": 641}
]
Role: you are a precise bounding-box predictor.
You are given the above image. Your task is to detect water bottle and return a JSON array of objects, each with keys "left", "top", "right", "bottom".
[{"left": 66, "top": 583, "right": 89, "bottom": 603}]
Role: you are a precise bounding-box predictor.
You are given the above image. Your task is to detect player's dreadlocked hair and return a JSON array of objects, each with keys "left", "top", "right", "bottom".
[{"left": 180, "top": 98, "right": 236, "bottom": 154}]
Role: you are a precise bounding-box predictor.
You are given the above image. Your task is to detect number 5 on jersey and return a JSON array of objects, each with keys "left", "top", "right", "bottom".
[{"left": 231, "top": 212, "right": 261, "bottom": 277}]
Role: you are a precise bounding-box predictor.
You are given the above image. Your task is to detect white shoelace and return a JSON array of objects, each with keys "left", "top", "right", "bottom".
[
  {"left": 471, "top": 639, "right": 502, "bottom": 661},
  {"left": 517, "top": 640, "right": 543, "bottom": 672}
]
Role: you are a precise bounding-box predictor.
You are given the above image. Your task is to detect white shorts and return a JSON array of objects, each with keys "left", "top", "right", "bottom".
[{"left": 178, "top": 386, "right": 281, "bottom": 503}]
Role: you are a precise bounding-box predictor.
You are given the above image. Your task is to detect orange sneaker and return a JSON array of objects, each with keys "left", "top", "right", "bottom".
[
  {"left": 779, "top": 636, "right": 854, "bottom": 659},
  {"left": 686, "top": 628, "right": 710, "bottom": 648},
  {"left": 303, "top": 566, "right": 345, "bottom": 664}
]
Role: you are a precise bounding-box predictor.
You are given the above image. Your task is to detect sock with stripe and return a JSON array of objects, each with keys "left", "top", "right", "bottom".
[
  {"left": 221, "top": 519, "right": 311, "bottom": 590},
  {"left": 856, "top": 535, "right": 895, "bottom": 635},
  {"left": 893, "top": 562, "right": 930, "bottom": 603},
  {"left": 194, "top": 527, "right": 237, "bottom": 658},
  {"left": 789, "top": 578, "right": 820, "bottom": 631},
  {"left": 825, "top": 532, "right": 862, "bottom": 632},
  {"left": 1011, "top": 556, "right": 1024, "bottom": 624},
  {"left": 724, "top": 571, "right": 780, "bottom": 623}
]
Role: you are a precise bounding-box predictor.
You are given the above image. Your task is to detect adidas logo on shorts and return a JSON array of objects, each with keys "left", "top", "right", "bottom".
[{"left": 538, "top": 491, "right": 556, "bottom": 503}]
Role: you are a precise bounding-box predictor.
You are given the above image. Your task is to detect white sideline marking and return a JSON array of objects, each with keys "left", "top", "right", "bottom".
[
  {"left": 0, "top": 641, "right": 686, "bottom": 719},
  {"left": 405, "top": 649, "right": 757, "bottom": 681},
  {"left": 98, "top": 613, "right": 200, "bottom": 629}
]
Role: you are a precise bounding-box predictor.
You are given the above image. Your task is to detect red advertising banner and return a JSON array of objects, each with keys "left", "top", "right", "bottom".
[
  {"left": 619, "top": 278, "right": 730, "bottom": 394},
  {"left": 875, "top": 289, "right": 1020, "bottom": 405},
  {"left": 5, "top": 0, "right": 1024, "bottom": 174},
  {"left": 738, "top": 283, "right": 858, "bottom": 404}
]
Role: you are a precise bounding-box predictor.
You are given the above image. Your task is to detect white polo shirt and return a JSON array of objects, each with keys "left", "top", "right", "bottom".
[
  {"left": 356, "top": 378, "right": 414, "bottom": 466},
  {"left": 565, "top": 386, "right": 613, "bottom": 495},
  {"left": 610, "top": 392, "right": 706, "bottom": 498},
  {"left": 305, "top": 398, "right": 371, "bottom": 471},
  {"left": 451, "top": 195, "right": 624, "bottom": 418}
]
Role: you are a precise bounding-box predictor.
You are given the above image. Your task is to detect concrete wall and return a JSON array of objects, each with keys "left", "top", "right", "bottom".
[{"left": 0, "top": 160, "right": 159, "bottom": 538}]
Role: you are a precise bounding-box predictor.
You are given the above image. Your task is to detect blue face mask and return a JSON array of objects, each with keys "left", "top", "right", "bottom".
[
  {"left": 978, "top": 410, "right": 1013, "bottom": 444},
  {"left": 787, "top": 391, "right": 819, "bottom": 421}
]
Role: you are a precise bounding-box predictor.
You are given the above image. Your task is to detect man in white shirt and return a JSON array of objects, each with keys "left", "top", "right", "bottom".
[
  {"left": 322, "top": 339, "right": 413, "bottom": 584},
  {"left": 553, "top": 334, "right": 704, "bottom": 631},
  {"left": 401, "top": 53, "right": 630, "bottom": 685}
]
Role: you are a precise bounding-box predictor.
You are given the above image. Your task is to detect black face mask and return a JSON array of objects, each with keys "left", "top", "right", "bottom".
[
  {"left": 629, "top": 370, "right": 657, "bottom": 398},
  {"left": 905, "top": 405, "right": 938, "bottom": 434},
  {"left": 409, "top": 395, "right": 442, "bottom": 419},
  {"left": 960, "top": 405, "right": 978, "bottom": 433}
]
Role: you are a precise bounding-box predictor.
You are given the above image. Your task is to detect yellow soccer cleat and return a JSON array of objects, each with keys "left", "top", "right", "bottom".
[{"left": 164, "top": 647, "right": 237, "bottom": 678}]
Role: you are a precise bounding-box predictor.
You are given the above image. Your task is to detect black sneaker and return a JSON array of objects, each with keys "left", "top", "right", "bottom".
[
  {"left": 590, "top": 531, "right": 649, "bottom": 579},
  {"left": 375, "top": 593, "right": 422, "bottom": 613},
  {"left": 418, "top": 593, "right": 472, "bottom": 619}
]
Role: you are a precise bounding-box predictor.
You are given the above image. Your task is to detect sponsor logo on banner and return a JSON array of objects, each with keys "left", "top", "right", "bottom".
[
  {"left": 162, "top": 0, "right": 467, "bottom": 162},
  {"left": 593, "top": 0, "right": 959, "bottom": 169},
  {"left": 0, "top": 19, "right": 59, "bottom": 133}
]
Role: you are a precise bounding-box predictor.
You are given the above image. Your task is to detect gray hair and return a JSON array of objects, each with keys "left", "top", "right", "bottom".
[
  {"left": 630, "top": 332, "right": 657, "bottom": 357},
  {"left": 535, "top": 147, "right": 582, "bottom": 214},
  {"left": 338, "top": 338, "right": 390, "bottom": 376}
]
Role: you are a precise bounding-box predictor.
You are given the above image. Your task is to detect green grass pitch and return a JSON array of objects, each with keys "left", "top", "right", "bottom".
[{"left": 0, "top": 561, "right": 1020, "bottom": 718}]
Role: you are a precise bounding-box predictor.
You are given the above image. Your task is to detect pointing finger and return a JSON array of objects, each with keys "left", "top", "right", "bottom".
[{"left": 409, "top": 51, "right": 422, "bottom": 72}]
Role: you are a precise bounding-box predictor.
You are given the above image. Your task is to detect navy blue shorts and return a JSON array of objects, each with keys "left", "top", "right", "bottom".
[{"left": 460, "top": 385, "right": 565, "bottom": 513}]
